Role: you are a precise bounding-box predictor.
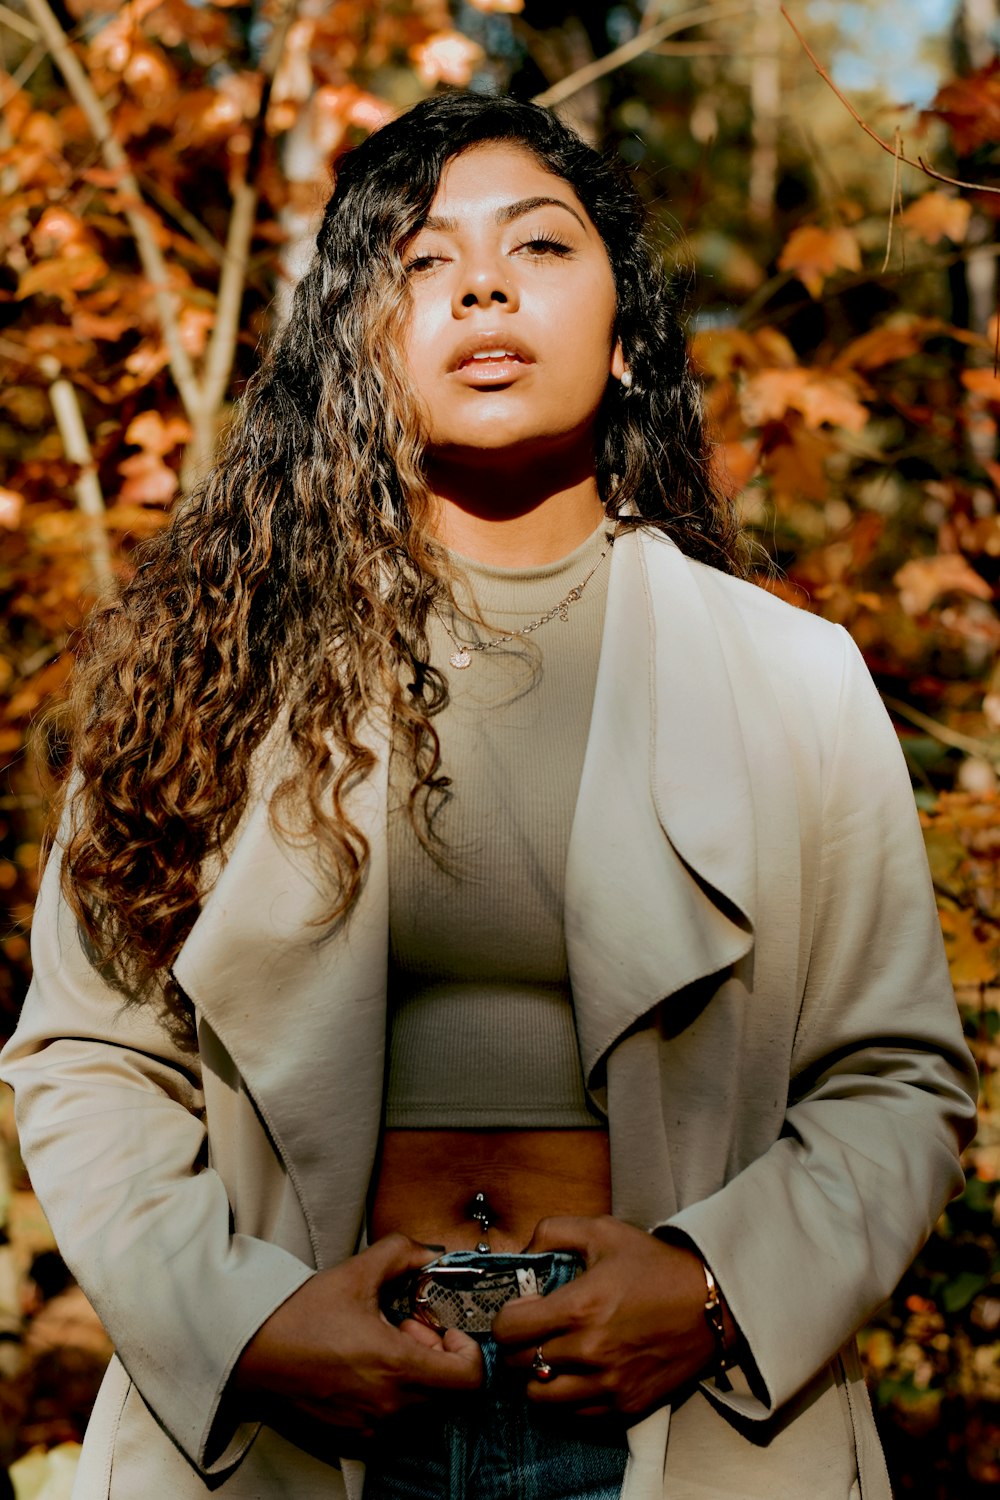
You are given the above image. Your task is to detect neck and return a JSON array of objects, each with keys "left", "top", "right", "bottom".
[{"left": 425, "top": 447, "right": 606, "bottom": 567}]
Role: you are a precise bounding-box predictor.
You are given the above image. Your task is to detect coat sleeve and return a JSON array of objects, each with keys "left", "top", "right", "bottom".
[
  {"left": 664, "top": 626, "right": 979, "bottom": 1419},
  {"left": 0, "top": 841, "right": 316, "bottom": 1479}
]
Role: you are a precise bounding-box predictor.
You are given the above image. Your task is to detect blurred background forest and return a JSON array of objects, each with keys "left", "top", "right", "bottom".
[{"left": 0, "top": 0, "right": 999, "bottom": 1494}]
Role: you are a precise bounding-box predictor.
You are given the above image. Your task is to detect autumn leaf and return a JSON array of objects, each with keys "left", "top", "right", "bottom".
[
  {"left": 117, "top": 451, "right": 179, "bottom": 505},
  {"left": 938, "top": 603, "right": 1000, "bottom": 645},
  {"left": 17, "top": 252, "right": 109, "bottom": 302},
  {"left": 17, "top": 109, "right": 63, "bottom": 154},
  {"left": 71, "top": 308, "right": 134, "bottom": 342},
  {"left": 345, "top": 92, "right": 393, "bottom": 133},
  {"left": 939, "top": 905, "right": 1000, "bottom": 986},
  {"left": 710, "top": 439, "right": 759, "bottom": 497},
  {"left": 124, "top": 342, "right": 171, "bottom": 380},
  {"left": 753, "top": 328, "right": 799, "bottom": 369},
  {"left": 199, "top": 71, "right": 261, "bottom": 135},
  {"left": 125, "top": 411, "right": 192, "bottom": 455},
  {"left": 740, "top": 368, "right": 868, "bottom": 431},
  {"left": 691, "top": 328, "right": 758, "bottom": 381},
  {"left": 894, "top": 553, "right": 994, "bottom": 615},
  {"left": 901, "top": 192, "right": 972, "bottom": 246},
  {"left": 102, "top": 503, "right": 173, "bottom": 535},
  {"left": 0, "top": 385, "right": 49, "bottom": 426},
  {"left": 305, "top": 85, "right": 392, "bottom": 155},
  {"left": 31, "top": 207, "right": 90, "bottom": 255},
  {"left": 928, "top": 63, "right": 1000, "bottom": 156},
  {"left": 763, "top": 424, "right": 832, "bottom": 504},
  {"left": 79, "top": 164, "right": 130, "bottom": 189},
  {"left": 777, "top": 225, "right": 861, "bottom": 298},
  {"left": 835, "top": 317, "right": 944, "bottom": 372},
  {"left": 692, "top": 325, "right": 798, "bottom": 384},
  {"left": 179, "top": 305, "right": 215, "bottom": 357},
  {"left": 963, "top": 369, "right": 1000, "bottom": 402},
  {"left": 0, "top": 488, "right": 24, "bottom": 529},
  {"left": 411, "top": 31, "right": 484, "bottom": 88}
]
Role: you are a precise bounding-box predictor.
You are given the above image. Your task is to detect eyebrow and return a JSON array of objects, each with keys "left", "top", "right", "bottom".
[{"left": 420, "top": 195, "right": 588, "bottom": 235}]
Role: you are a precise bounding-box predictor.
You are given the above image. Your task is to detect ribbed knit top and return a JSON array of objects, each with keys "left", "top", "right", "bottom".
[{"left": 385, "top": 520, "right": 614, "bottom": 1128}]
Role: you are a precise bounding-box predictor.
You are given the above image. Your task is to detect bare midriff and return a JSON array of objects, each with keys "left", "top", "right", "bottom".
[{"left": 370, "top": 1129, "right": 612, "bottom": 1251}]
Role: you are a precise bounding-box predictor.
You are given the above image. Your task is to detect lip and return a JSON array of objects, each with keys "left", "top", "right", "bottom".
[{"left": 448, "top": 331, "right": 536, "bottom": 383}]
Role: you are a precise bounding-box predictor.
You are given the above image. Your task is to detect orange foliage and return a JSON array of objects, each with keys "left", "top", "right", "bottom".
[
  {"left": 777, "top": 223, "right": 861, "bottom": 297},
  {"left": 900, "top": 192, "right": 972, "bottom": 246},
  {"left": 927, "top": 61, "right": 1000, "bottom": 155}
]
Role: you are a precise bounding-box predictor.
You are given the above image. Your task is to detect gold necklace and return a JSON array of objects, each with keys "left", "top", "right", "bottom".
[{"left": 433, "top": 537, "right": 612, "bottom": 670}]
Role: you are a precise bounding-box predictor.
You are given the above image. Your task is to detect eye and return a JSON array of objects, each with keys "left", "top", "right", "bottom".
[
  {"left": 403, "top": 252, "right": 445, "bottom": 275},
  {"left": 514, "top": 232, "right": 573, "bottom": 259}
]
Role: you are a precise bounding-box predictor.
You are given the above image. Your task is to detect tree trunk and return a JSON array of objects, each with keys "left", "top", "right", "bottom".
[{"left": 749, "top": 0, "right": 781, "bottom": 224}]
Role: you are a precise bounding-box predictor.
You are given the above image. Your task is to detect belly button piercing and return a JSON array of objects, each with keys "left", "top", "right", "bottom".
[{"left": 470, "top": 1191, "right": 493, "bottom": 1253}]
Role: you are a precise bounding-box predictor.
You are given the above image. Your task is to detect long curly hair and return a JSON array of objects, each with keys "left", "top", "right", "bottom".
[{"left": 59, "top": 92, "right": 746, "bottom": 1023}]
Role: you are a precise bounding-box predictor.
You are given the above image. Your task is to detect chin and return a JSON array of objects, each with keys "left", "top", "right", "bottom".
[{"left": 428, "top": 427, "right": 585, "bottom": 469}]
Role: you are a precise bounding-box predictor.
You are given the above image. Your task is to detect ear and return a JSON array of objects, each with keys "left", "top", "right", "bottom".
[{"left": 610, "top": 338, "right": 626, "bottom": 381}]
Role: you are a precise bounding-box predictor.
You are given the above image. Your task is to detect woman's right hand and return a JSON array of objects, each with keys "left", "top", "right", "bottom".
[{"left": 232, "top": 1233, "right": 482, "bottom": 1448}]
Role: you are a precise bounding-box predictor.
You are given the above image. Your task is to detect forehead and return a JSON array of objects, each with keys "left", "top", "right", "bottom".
[{"left": 424, "top": 142, "right": 591, "bottom": 226}]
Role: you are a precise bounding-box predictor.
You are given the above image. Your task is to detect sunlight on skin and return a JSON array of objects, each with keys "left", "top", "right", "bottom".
[{"left": 402, "top": 143, "right": 625, "bottom": 568}]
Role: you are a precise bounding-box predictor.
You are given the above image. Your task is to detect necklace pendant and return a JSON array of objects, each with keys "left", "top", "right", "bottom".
[{"left": 449, "top": 648, "right": 472, "bottom": 669}]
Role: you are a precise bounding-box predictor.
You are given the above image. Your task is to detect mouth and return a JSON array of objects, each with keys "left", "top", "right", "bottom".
[
  {"left": 462, "top": 348, "right": 524, "bottom": 367},
  {"left": 449, "top": 334, "right": 535, "bottom": 384}
]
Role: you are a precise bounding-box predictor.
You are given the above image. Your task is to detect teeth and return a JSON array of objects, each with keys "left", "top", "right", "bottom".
[{"left": 470, "top": 349, "right": 515, "bottom": 360}]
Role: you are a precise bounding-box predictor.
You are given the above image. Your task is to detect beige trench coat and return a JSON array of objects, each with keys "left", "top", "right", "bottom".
[{"left": 1, "top": 528, "right": 978, "bottom": 1500}]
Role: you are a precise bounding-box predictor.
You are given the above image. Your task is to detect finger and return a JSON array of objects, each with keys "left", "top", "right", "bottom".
[
  {"left": 492, "top": 1284, "right": 577, "bottom": 1346},
  {"left": 498, "top": 1335, "right": 581, "bottom": 1370},
  {"left": 441, "top": 1327, "right": 482, "bottom": 1361},
  {"left": 524, "top": 1372, "right": 608, "bottom": 1406},
  {"left": 361, "top": 1232, "right": 438, "bottom": 1285},
  {"left": 395, "top": 1319, "right": 483, "bottom": 1367},
  {"left": 390, "top": 1328, "right": 484, "bottom": 1391},
  {"left": 522, "top": 1215, "right": 603, "bottom": 1257},
  {"left": 397, "top": 1317, "right": 445, "bottom": 1351}
]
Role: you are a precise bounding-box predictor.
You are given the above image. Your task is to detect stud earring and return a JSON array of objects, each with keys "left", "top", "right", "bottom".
[{"left": 620, "top": 369, "right": 633, "bottom": 389}]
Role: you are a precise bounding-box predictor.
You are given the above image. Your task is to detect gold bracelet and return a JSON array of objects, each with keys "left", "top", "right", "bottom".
[{"left": 701, "top": 1260, "right": 734, "bottom": 1372}]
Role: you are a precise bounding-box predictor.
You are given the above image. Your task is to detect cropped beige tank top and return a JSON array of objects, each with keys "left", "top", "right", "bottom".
[{"left": 385, "top": 520, "right": 613, "bottom": 1129}]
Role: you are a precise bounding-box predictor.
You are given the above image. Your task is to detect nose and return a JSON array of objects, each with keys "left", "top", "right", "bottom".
[{"left": 453, "top": 256, "right": 519, "bottom": 314}]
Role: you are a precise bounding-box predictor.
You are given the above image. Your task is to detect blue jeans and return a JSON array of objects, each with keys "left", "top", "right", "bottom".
[
  {"left": 365, "top": 1254, "right": 628, "bottom": 1500},
  {"left": 363, "top": 1341, "right": 627, "bottom": 1500}
]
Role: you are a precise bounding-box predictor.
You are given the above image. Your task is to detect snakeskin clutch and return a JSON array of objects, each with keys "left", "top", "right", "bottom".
[{"left": 383, "top": 1250, "right": 583, "bottom": 1335}]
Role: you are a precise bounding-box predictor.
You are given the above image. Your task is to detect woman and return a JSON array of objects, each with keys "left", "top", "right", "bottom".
[{"left": 0, "top": 93, "right": 978, "bottom": 1500}]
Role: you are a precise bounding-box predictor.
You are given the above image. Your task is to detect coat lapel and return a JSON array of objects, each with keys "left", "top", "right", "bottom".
[
  {"left": 566, "top": 529, "right": 756, "bottom": 1082},
  {"left": 172, "top": 741, "right": 390, "bottom": 1268},
  {"left": 171, "top": 528, "right": 780, "bottom": 1264}
]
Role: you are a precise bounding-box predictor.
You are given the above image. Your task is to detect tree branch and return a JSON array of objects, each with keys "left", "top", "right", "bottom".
[
  {"left": 138, "top": 172, "right": 228, "bottom": 266},
  {"left": 189, "top": 176, "right": 256, "bottom": 474},
  {"left": 184, "top": 0, "right": 301, "bottom": 481},
  {"left": 0, "top": 40, "right": 47, "bottom": 113},
  {"left": 884, "top": 695, "right": 1000, "bottom": 764},
  {"left": 39, "top": 355, "right": 114, "bottom": 599},
  {"left": 22, "top": 0, "right": 205, "bottom": 418},
  {"left": 740, "top": 238, "right": 1000, "bottom": 331},
  {"left": 0, "top": 3, "right": 39, "bottom": 41},
  {"left": 532, "top": 0, "right": 751, "bottom": 110},
  {"left": 781, "top": 5, "right": 1000, "bottom": 197}
]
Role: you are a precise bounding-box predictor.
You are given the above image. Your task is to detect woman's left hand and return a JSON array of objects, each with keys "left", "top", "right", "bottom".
[{"left": 491, "top": 1216, "right": 722, "bottom": 1417}]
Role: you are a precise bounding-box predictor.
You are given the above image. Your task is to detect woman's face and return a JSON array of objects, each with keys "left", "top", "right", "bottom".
[{"left": 401, "top": 142, "right": 624, "bottom": 471}]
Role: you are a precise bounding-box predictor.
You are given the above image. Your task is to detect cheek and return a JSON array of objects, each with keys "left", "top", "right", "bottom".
[
  {"left": 401, "top": 306, "right": 440, "bottom": 407},
  {"left": 566, "top": 276, "right": 617, "bottom": 367}
]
